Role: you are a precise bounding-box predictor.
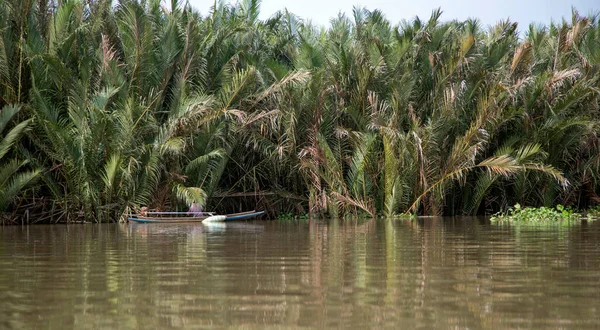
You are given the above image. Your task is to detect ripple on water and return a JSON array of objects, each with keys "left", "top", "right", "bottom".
[{"left": 1, "top": 219, "right": 600, "bottom": 329}]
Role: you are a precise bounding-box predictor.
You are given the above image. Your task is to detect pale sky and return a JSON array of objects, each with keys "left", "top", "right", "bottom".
[{"left": 181, "top": 0, "right": 599, "bottom": 30}]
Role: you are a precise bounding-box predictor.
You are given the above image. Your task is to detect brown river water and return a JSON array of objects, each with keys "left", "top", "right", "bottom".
[{"left": 1, "top": 218, "right": 600, "bottom": 329}]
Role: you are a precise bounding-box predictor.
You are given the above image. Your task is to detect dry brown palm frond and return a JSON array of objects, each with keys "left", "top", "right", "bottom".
[
  {"left": 222, "top": 109, "right": 247, "bottom": 123},
  {"left": 545, "top": 69, "right": 580, "bottom": 99},
  {"left": 242, "top": 109, "right": 280, "bottom": 127},
  {"left": 330, "top": 191, "right": 375, "bottom": 217},
  {"left": 101, "top": 34, "right": 117, "bottom": 71},
  {"left": 251, "top": 70, "right": 311, "bottom": 109},
  {"left": 367, "top": 90, "right": 387, "bottom": 114},
  {"left": 442, "top": 85, "right": 455, "bottom": 108},
  {"left": 550, "top": 69, "right": 580, "bottom": 86},
  {"left": 367, "top": 91, "right": 396, "bottom": 135},
  {"left": 511, "top": 41, "right": 532, "bottom": 75},
  {"left": 298, "top": 146, "right": 320, "bottom": 163},
  {"left": 566, "top": 16, "right": 590, "bottom": 47},
  {"left": 511, "top": 76, "right": 534, "bottom": 95},
  {"left": 368, "top": 91, "right": 397, "bottom": 133},
  {"left": 428, "top": 51, "right": 436, "bottom": 69}
]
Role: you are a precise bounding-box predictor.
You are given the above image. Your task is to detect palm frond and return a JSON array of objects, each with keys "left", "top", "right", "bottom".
[
  {"left": 174, "top": 184, "right": 207, "bottom": 206},
  {"left": 0, "top": 104, "right": 21, "bottom": 133},
  {"left": 0, "top": 119, "right": 31, "bottom": 160},
  {"left": 0, "top": 170, "right": 40, "bottom": 210},
  {"left": 185, "top": 148, "right": 226, "bottom": 172}
]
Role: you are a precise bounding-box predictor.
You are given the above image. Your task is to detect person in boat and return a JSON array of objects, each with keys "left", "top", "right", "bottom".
[
  {"left": 140, "top": 207, "right": 149, "bottom": 216},
  {"left": 188, "top": 201, "right": 203, "bottom": 217}
]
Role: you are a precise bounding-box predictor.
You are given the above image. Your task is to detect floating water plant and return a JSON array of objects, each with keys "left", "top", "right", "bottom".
[{"left": 490, "top": 204, "right": 581, "bottom": 224}]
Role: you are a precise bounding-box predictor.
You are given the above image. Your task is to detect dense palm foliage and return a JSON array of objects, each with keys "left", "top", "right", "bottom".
[
  {"left": 0, "top": 0, "right": 599, "bottom": 222},
  {"left": 0, "top": 104, "right": 39, "bottom": 213}
]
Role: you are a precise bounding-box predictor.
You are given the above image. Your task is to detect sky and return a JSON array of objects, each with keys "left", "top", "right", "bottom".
[{"left": 181, "top": 0, "right": 599, "bottom": 30}]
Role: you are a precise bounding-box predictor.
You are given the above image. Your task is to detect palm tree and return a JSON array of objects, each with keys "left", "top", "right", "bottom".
[
  {"left": 1, "top": 1, "right": 599, "bottom": 222},
  {"left": 0, "top": 105, "right": 39, "bottom": 212}
]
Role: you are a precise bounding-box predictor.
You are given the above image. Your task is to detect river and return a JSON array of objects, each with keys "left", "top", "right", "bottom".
[{"left": 1, "top": 218, "right": 599, "bottom": 329}]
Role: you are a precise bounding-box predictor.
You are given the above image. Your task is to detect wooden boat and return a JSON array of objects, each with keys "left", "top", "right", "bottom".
[{"left": 128, "top": 210, "right": 265, "bottom": 223}]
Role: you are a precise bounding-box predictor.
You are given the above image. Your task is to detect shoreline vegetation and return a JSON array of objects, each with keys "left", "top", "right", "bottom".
[
  {"left": 490, "top": 203, "right": 599, "bottom": 224},
  {"left": 1, "top": 0, "right": 600, "bottom": 224}
]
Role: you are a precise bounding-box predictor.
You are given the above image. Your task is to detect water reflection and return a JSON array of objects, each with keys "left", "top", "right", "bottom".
[{"left": 1, "top": 218, "right": 599, "bottom": 329}]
